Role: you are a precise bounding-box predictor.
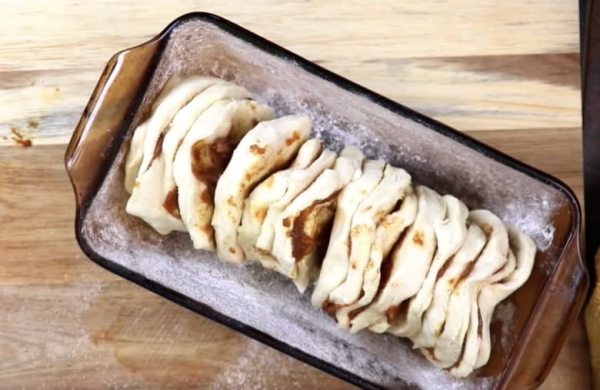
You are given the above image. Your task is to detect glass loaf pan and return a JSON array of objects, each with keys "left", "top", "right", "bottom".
[{"left": 65, "top": 12, "right": 588, "bottom": 390}]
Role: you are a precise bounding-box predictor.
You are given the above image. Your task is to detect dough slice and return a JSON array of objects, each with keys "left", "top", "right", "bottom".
[
  {"left": 124, "top": 121, "right": 148, "bottom": 194},
  {"left": 328, "top": 165, "right": 411, "bottom": 322},
  {"left": 312, "top": 159, "right": 387, "bottom": 309},
  {"left": 426, "top": 210, "right": 510, "bottom": 369},
  {"left": 212, "top": 116, "right": 311, "bottom": 263},
  {"left": 337, "top": 186, "right": 418, "bottom": 329},
  {"left": 237, "top": 139, "right": 330, "bottom": 264},
  {"left": 162, "top": 82, "right": 254, "bottom": 201},
  {"left": 126, "top": 77, "right": 241, "bottom": 234},
  {"left": 124, "top": 75, "right": 192, "bottom": 193},
  {"left": 137, "top": 77, "right": 226, "bottom": 174},
  {"left": 173, "top": 99, "right": 274, "bottom": 251},
  {"left": 350, "top": 186, "right": 445, "bottom": 333},
  {"left": 388, "top": 195, "right": 469, "bottom": 338},
  {"left": 254, "top": 146, "right": 338, "bottom": 263},
  {"left": 412, "top": 223, "right": 487, "bottom": 349},
  {"left": 473, "top": 226, "right": 536, "bottom": 369},
  {"left": 271, "top": 146, "right": 365, "bottom": 292},
  {"left": 447, "top": 248, "right": 517, "bottom": 378}
]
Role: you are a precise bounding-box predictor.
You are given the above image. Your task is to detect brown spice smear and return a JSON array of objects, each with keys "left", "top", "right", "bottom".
[
  {"left": 477, "top": 304, "right": 484, "bottom": 337},
  {"left": 285, "top": 130, "right": 301, "bottom": 146},
  {"left": 349, "top": 230, "right": 408, "bottom": 322},
  {"left": 322, "top": 289, "right": 365, "bottom": 318},
  {"left": 249, "top": 143, "right": 266, "bottom": 155},
  {"left": 450, "top": 258, "right": 477, "bottom": 294},
  {"left": 412, "top": 230, "right": 424, "bottom": 246},
  {"left": 148, "top": 132, "right": 164, "bottom": 169},
  {"left": 436, "top": 255, "right": 455, "bottom": 281},
  {"left": 348, "top": 306, "right": 366, "bottom": 321},
  {"left": 9, "top": 128, "right": 32, "bottom": 148},
  {"left": 370, "top": 231, "right": 405, "bottom": 300},
  {"left": 190, "top": 134, "right": 236, "bottom": 207},
  {"left": 162, "top": 188, "right": 180, "bottom": 219},
  {"left": 322, "top": 300, "right": 345, "bottom": 317},
  {"left": 290, "top": 191, "right": 339, "bottom": 263},
  {"left": 481, "top": 223, "right": 493, "bottom": 239},
  {"left": 385, "top": 297, "right": 410, "bottom": 324}
]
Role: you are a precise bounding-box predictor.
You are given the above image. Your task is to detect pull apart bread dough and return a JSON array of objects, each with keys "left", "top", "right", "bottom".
[
  {"left": 448, "top": 248, "right": 516, "bottom": 378},
  {"left": 350, "top": 186, "right": 445, "bottom": 334},
  {"left": 473, "top": 226, "right": 535, "bottom": 371},
  {"left": 238, "top": 139, "right": 324, "bottom": 264},
  {"left": 126, "top": 77, "right": 251, "bottom": 234},
  {"left": 387, "top": 195, "right": 469, "bottom": 338},
  {"left": 271, "top": 146, "right": 365, "bottom": 292},
  {"left": 122, "top": 76, "right": 539, "bottom": 380},
  {"left": 173, "top": 99, "right": 274, "bottom": 251},
  {"left": 338, "top": 187, "right": 418, "bottom": 331},
  {"left": 212, "top": 116, "right": 311, "bottom": 263},
  {"left": 126, "top": 76, "right": 225, "bottom": 228},
  {"left": 238, "top": 139, "right": 337, "bottom": 268},
  {"left": 254, "top": 146, "right": 338, "bottom": 267},
  {"left": 423, "top": 210, "right": 510, "bottom": 371},
  {"left": 312, "top": 159, "right": 387, "bottom": 309},
  {"left": 413, "top": 223, "right": 487, "bottom": 349},
  {"left": 328, "top": 165, "right": 412, "bottom": 327},
  {"left": 124, "top": 75, "right": 197, "bottom": 193}
]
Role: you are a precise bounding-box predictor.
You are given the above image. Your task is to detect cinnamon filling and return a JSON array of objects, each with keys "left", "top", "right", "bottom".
[
  {"left": 147, "top": 132, "right": 165, "bottom": 170},
  {"left": 436, "top": 255, "right": 455, "bottom": 281},
  {"left": 190, "top": 134, "right": 236, "bottom": 207},
  {"left": 162, "top": 188, "right": 180, "bottom": 219},
  {"left": 291, "top": 191, "right": 339, "bottom": 263}
]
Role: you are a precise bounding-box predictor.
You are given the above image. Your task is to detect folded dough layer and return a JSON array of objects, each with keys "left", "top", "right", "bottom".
[
  {"left": 412, "top": 222, "right": 487, "bottom": 349},
  {"left": 388, "top": 195, "right": 469, "bottom": 338},
  {"left": 473, "top": 225, "right": 535, "bottom": 370},
  {"left": 350, "top": 186, "right": 445, "bottom": 333},
  {"left": 126, "top": 78, "right": 249, "bottom": 234},
  {"left": 237, "top": 139, "right": 325, "bottom": 264},
  {"left": 425, "top": 210, "right": 510, "bottom": 369},
  {"left": 339, "top": 187, "right": 418, "bottom": 332},
  {"left": 212, "top": 116, "right": 311, "bottom": 263},
  {"left": 312, "top": 159, "right": 386, "bottom": 308},
  {"left": 328, "top": 165, "right": 411, "bottom": 327},
  {"left": 251, "top": 142, "right": 337, "bottom": 270},
  {"left": 271, "top": 146, "right": 365, "bottom": 292},
  {"left": 124, "top": 75, "right": 206, "bottom": 193},
  {"left": 173, "top": 99, "right": 274, "bottom": 251}
]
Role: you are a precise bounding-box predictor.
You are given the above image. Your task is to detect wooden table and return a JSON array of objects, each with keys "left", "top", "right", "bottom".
[{"left": 0, "top": 1, "right": 589, "bottom": 389}]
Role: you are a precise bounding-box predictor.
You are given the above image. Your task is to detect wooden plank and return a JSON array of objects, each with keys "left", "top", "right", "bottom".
[
  {"left": 0, "top": 53, "right": 581, "bottom": 146},
  {"left": 0, "top": 1, "right": 581, "bottom": 145},
  {"left": 0, "top": 1, "right": 579, "bottom": 71}
]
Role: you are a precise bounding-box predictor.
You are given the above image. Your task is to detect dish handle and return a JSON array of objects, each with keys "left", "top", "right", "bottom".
[{"left": 64, "top": 40, "right": 160, "bottom": 209}]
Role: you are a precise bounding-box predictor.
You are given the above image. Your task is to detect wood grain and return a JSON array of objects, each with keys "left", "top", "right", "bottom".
[
  {"left": 0, "top": 0, "right": 588, "bottom": 389},
  {"left": 0, "top": 0, "right": 582, "bottom": 146}
]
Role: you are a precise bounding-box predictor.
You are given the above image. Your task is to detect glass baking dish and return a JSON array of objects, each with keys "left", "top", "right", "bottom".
[{"left": 65, "top": 12, "right": 588, "bottom": 390}]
